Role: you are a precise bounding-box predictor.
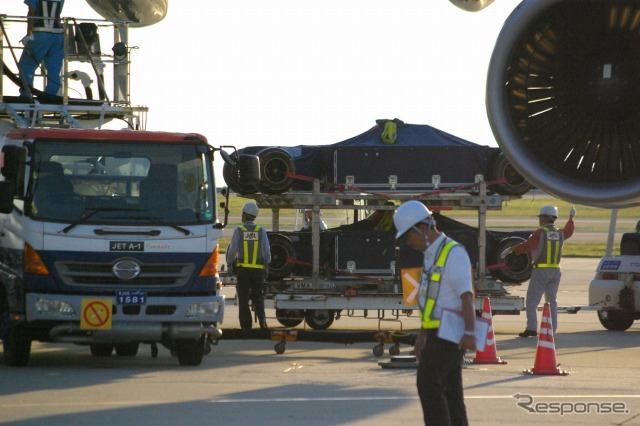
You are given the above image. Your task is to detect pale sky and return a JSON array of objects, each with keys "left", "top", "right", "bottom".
[{"left": 3, "top": 0, "right": 522, "bottom": 184}]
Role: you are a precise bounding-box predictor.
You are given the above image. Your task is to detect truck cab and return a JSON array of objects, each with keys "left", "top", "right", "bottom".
[{"left": 0, "top": 127, "right": 226, "bottom": 366}]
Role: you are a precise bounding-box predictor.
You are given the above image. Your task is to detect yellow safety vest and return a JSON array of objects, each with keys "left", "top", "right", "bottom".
[
  {"left": 419, "top": 239, "right": 459, "bottom": 329},
  {"left": 236, "top": 225, "right": 266, "bottom": 269},
  {"left": 534, "top": 225, "right": 563, "bottom": 268}
]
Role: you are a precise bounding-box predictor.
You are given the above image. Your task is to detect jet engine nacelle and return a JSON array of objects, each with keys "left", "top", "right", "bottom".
[
  {"left": 487, "top": 0, "right": 640, "bottom": 208},
  {"left": 85, "top": 0, "right": 168, "bottom": 27},
  {"left": 449, "top": 0, "right": 495, "bottom": 12}
]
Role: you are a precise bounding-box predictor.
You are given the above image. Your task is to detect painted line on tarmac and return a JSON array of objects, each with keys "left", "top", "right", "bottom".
[
  {"left": 210, "top": 396, "right": 418, "bottom": 403},
  {"left": 3, "top": 394, "right": 640, "bottom": 408},
  {"left": 208, "top": 395, "right": 640, "bottom": 403},
  {"left": 466, "top": 395, "right": 640, "bottom": 399}
]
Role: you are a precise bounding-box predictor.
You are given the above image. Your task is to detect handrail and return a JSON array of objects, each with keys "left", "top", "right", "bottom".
[
  {"left": 0, "top": 14, "right": 34, "bottom": 100},
  {"left": 68, "top": 17, "right": 111, "bottom": 105},
  {"left": 1, "top": 14, "right": 133, "bottom": 106}
]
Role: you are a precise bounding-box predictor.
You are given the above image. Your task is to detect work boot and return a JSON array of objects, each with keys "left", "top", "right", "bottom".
[{"left": 518, "top": 329, "right": 538, "bottom": 338}]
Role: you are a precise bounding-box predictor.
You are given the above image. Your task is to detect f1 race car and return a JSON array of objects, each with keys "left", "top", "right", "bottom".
[
  {"left": 266, "top": 210, "right": 532, "bottom": 285},
  {"left": 223, "top": 119, "right": 532, "bottom": 197}
]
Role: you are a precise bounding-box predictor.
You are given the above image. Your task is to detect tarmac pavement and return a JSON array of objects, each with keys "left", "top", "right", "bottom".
[{"left": 2, "top": 258, "right": 640, "bottom": 425}]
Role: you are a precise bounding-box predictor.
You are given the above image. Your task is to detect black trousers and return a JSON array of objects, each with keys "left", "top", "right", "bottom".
[
  {"left": 417, "top": 329, "right": 468, "bottom": 426},
  {"left": 236, "top": 267, "right": 266, "bottom": 331}
]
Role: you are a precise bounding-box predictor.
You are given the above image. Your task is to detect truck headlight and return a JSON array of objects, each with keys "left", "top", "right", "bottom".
[
  {"left": 35, "top": 298, "right": 76, "bottom": 317},
  {"left": 186, "top": 300, "right": 220, "bottom": 318}
]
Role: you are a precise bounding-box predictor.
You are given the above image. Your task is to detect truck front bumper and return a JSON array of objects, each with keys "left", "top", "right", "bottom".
[{"left": 25, "top": 293, "right": 224, "bottom": 343}]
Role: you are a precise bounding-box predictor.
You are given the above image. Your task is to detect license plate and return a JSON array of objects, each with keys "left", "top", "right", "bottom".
[
  {"left": 294, "top": 282, "right": 313, "bottom": 290},
  {"left": 116, "top": 290, "right": 147, "bottom": 305}
]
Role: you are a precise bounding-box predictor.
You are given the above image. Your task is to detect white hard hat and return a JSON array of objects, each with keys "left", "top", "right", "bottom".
[
  {"left": 539, "top": 205, "right": 558, "bottom": 218},
  {"left": 242, "top": 202, "right": 259, "bottom": 217},
  {"left": 393, "top": 200, "right": 433, "bottom": 239}
]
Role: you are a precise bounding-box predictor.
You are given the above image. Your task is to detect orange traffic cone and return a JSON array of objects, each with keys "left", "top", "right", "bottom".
[
  {"left": 471, "top": 297, "right": 507, "bottom": 364},
  {"left": 524, "top": 302, "right": 569, "bottom": 375}
]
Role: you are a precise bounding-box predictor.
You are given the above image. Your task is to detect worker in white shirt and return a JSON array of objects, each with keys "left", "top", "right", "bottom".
[{"left": 394, "top": 200, "right": 475, "bottom": 426}]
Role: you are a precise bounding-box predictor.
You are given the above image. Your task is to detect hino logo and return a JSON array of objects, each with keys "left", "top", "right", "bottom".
[{"left": 113, "top": 260, "right": 141, "bottom": 281}]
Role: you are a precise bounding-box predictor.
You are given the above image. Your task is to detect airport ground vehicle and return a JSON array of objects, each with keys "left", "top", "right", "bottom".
[
  {"left": 0, "top": 127, "right": 233, "bottom": 366},
  {"left": 0, "top": 14, "right": 254, "bottom": 366},
  {"left": 223, "top": 117, "right": 535, "bottom": 330},
  {"left": 235, "top": 177, "right": 532, "bottom": 330},
  {"left": 589, "top": 229, "right": 640, "bottom": 331}
]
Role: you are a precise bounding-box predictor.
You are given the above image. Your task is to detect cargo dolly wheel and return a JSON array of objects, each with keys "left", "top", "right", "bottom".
[
  {"left": 274, "top": 342, "right": 286, "bottom": 355},
  {"left": 373, "top": 343, "right": 384, "bottom": 358},
  {"left": 270, "top": 328, "right": 298, "bottom": 355},
  {"left": 373, "top": 330, "right": 396, "bottom": 358},
  {"left": 389, "top": 343, "right": 400, "bottom": 357}
]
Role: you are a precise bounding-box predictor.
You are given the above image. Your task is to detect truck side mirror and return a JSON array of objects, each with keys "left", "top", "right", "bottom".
[
  {"left": 220, "top": 150, "right": 235, "bottom": 167},
  {"left": 0, "top": 181, "right": 15, "bottom": 214},
  {"left": 1, "top": 145, "right": 26, "bottom": 181}
]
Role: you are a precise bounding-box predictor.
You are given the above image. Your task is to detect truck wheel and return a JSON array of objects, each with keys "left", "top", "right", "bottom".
[
  {"left": 597, "top": 310, "right": 635, "bottom": 331},
  {"left": 257, "top": 148, "right": 295, "bottom": 195},
  {"left": 222, "top": 154, "right": 259, "bottom": 195},
  {"left": 276, "top": 309, "right": 304, "bottom": 327},
  {"left": 490, "top": 236, "right": 532, "bottom": 283},
  {"left": 175, "top": 334, "right": 206, "bottom": 366},
  {"left": 90, "top": 344, "right": 114, "bottom": 357},
  {"left": 268, "top": 234, "right": 295, "bottom": 280},
  {"left": 304, "top": 309, "right": 335, "bottom": 330},
  {"left": 1, "top": 310, "right": 31, "bottom": 367},
  {"left": 488, "top": 152, "right": 532, "bottom": 196},
  {"left": 115, "top": 342, "right": 139, "bottom": 357}
]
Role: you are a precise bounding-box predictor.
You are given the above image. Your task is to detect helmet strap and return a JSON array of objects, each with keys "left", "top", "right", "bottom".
[{"left": 412, "top": 224, "right": 432, "bottom": 250}]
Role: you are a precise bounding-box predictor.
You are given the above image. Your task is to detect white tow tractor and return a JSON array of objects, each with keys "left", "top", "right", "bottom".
[{"left": 589, "top": 226, "right": 640, "bottom": 331}]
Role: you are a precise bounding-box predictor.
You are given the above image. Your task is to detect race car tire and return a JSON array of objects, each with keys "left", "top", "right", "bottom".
[
  {"left": 268, "top": 233, "right": 295, "bottom": 280},
  {"left": 257, "top": 148, "right": 295, "bottom": 195},
  {"left": 222, "top": 153, "right": 259, "bottom": 195},
  {"left": 488, "top": 152, "right": 533, "bottom": 196},
  {"left": 489, "top": 236, "right": 532, "bottom": 283}
]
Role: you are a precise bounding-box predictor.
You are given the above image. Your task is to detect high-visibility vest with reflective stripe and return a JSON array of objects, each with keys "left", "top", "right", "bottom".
[
  {"left": 34, "top": 0, "right": 64, "bottom": 33},
  {"left": 534, "top": 225, "right": 563, "bottom": 268},
  {"left": 237, "top": 224, "right": 266, "bottom": 269},
  {"left": 418, "top": 239, "right": 459, "bottom": 329}
]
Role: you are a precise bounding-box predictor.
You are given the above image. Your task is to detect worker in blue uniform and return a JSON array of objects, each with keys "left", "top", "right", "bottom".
[{"left": 18, "top": 0, "right": 65, "bottom": 96}]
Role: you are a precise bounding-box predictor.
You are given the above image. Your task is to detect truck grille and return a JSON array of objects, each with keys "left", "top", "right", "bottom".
[{"left": 55, "top": 261, "right": 195, "bottom": 287}]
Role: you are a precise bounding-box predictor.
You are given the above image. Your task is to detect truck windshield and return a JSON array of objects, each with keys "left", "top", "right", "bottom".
[{"left": 27, "top": 140, "right": 217, "bottom": 225}]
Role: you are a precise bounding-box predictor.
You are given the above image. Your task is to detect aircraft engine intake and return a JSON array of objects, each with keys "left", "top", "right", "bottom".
[{"left": 487, "top": 0, "right": 640, "bottom": 208}]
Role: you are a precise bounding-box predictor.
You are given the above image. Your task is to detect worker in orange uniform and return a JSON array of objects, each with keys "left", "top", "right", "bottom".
[{"left": 502, "top": 205, "right": 575, "bottom": 336}]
